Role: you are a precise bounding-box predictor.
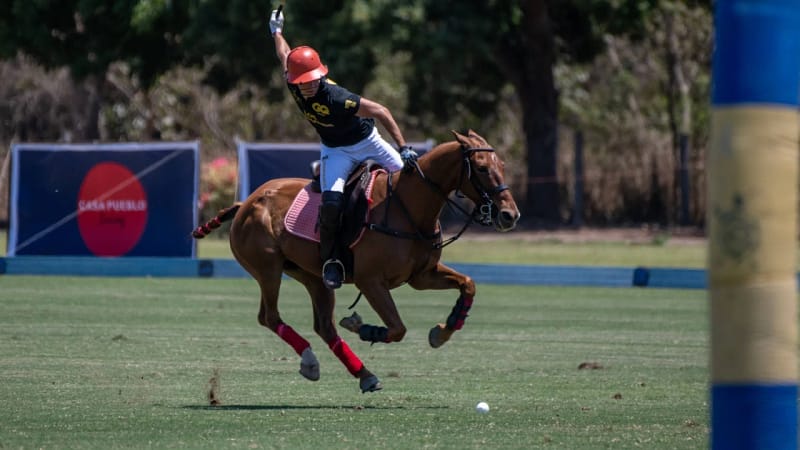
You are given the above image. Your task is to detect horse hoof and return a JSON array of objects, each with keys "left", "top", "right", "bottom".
[
  {"left": 360, "top": 375, "right": 383, "bottom": 393},
  {"left": 428, "top": 324, "right": 453, "bottom": 349},
  {"left": 299, "top": 363, "right": 320, "bottom": 381},
  {"left": 299, "top": 348, "right": 320, "bottom": 381},
  {"left": 339, "top": 312, "right": 363, "bottom": 334}
]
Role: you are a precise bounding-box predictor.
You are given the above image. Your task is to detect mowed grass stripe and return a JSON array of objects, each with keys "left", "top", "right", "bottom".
[{"left": 0, "top": 276, "right": 707, "bottom": 449}]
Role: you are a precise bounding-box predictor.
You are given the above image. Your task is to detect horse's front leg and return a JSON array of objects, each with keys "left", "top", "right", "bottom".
[{"left": 407, "top": 262, "right": 476, "bottom": 348}]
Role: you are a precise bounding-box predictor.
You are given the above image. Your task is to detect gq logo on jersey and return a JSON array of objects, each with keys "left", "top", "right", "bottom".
[{"left": 312, "top": 103, "right": 330, "bottom": 116}]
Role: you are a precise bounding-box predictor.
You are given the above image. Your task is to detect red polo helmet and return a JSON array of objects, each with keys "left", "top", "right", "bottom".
[{"left": 286, "top": 46, "right": 329, "bottom": 84}]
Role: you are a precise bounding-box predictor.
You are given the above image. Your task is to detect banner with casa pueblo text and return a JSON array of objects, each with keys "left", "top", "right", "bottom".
[{"left": 8, "top": 142, "right": 199, "bottom": 257}]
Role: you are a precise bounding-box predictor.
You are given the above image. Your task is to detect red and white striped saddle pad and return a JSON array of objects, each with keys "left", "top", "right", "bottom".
[{"left": 284, "top": 169, "right": 384, "bottom": 245}]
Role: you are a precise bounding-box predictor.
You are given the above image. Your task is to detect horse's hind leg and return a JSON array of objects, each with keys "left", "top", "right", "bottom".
[
  {"left": 340, "top": 282, "right": 407, "bottom": 345},
  {"left": 407, "top": 262, "right": 476, "bottom": 348},
  {"left": 252, "top": 261, "right": 320, "bottom": 381},
  {"left": 289, "top": 269, "right": 382, "bottom": 393}
]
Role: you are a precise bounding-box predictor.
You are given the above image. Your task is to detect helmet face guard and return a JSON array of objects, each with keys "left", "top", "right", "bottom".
[{"left": 287, "top": 46, "right": 329, "bottom": 84}]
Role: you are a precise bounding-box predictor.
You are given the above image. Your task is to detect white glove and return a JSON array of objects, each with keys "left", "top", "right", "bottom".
[{"left": 269, "top": 9, "right": 284, "bottom": 35}]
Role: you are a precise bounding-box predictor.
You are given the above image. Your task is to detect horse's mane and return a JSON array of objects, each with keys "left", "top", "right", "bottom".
[
  {"left": 419, "top": 130, "right": 487, "bottom": 161},
  {"left": 419, "top": 140, "right": 460, "bottom": 162},
  {"left": 419, "top": 141, "right": 461, "bottom": 171}
]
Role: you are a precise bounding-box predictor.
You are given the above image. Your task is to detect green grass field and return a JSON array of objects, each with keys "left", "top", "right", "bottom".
[
  {"left": 0, "top": 230, "right": 706, "bottom": 268},
  {"left": 192, "top": 232, "right": 707, "bottom": 268},
  {"left": 0, "top": 276, "right": 708, "bottom": 449},
  {"left": 1, "top": 228, "right": 708, "bottom": 267}
]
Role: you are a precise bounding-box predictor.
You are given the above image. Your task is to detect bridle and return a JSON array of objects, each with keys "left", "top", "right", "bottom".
[
  {"left": 459, "top": 146, "right": 510, "bottom": 226},
  {"left": 368, "top": 142, "right": 509, "bottom": 249},
  {"left": 350, "top": 143, "right": 510, "bottom": 309}
]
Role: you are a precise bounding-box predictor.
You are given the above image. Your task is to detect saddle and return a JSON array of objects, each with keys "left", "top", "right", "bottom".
[{"left": 284, "top": 161, "right": 385, "bottom": 250}]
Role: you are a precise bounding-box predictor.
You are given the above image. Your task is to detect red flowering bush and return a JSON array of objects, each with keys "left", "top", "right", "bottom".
[{"left": 199, "top": 156, "right": 238, "bottom": 227}]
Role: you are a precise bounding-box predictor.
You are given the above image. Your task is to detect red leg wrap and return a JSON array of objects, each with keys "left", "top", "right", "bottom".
[
  {"left": 328, "top": 337, "right": 364, "bottom": 377},
  {"left": 446, "top": 295, "right": 474, "bottom": 331},
  {"left": 276, "top": 323, "right": 310, "bottom": 355}
]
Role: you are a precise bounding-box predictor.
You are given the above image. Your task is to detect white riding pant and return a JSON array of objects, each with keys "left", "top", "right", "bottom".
[{"left": 320, "top": 127, "right": 403, "bottom": 193}]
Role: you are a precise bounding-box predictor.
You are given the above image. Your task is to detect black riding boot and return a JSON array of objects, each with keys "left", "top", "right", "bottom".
[{"left": 319, "top": 191, "right": 345, "bottom": 289}]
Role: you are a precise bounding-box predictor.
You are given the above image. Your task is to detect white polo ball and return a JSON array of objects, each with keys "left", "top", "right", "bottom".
[{"left": 475, "top": 401, "right": 490, "bottom": 414}]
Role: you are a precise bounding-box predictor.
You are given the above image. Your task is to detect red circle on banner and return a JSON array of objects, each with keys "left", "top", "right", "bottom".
[{"left": 77, "top": 162, "right": 148, "bottom": 256}]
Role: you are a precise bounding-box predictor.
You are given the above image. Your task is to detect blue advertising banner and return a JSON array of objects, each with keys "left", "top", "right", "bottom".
[
  {"left": 236, "top": 142, "right": 319, "bottom": 202},
  {"left": 8, "top": 142, "right": 199, "bottom": 257},
  {"left": 237, "top": 140, "right": 435, "bottom": 201}
]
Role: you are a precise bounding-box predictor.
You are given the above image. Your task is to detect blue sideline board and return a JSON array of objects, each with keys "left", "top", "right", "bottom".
[
  {"left": 0, "top": 256, "right": 709, "bottom": 290},
  {"left": 236, "top": 139, "right": 435, "bottom": 202},
  {"left": 8, "top": 142, "right": 199, "bottom": 257}
]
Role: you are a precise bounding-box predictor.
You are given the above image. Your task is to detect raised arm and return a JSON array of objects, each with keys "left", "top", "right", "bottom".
[{"left": 269, "top": 9, "right": 290, "bottom": 71}]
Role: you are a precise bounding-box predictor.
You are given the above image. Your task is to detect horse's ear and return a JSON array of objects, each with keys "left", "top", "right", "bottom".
[
  {"left": 451, "top": 129, "right": 469, "bottom": 144},
  {"left": 467, "top": 129, "right": 485, "bottom": 141}
]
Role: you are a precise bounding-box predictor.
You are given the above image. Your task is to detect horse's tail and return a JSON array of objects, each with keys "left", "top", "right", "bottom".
[{"left": 192, "top": 203, "right": 242, "bottom": 239}]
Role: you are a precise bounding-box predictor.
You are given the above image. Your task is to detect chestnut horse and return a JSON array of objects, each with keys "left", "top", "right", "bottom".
[{"left": 193, "top": 130, "right": 520, "bottom": 393}]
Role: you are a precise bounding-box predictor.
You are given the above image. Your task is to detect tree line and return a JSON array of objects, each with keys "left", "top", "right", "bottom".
[{"left": 0, "top": 0, "right": 712, "bottom": 228}]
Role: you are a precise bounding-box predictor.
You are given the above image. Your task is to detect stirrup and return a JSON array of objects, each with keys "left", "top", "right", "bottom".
[{"left": 322, "top": 259, "right": 345, "bottom": 289}]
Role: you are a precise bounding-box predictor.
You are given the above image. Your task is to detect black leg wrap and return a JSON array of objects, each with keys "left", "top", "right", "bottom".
[
  {"left": 445, "top": 295, "right": 474, "bottom": 331},
  {"left": 359, "top": 325, "right": 389, "bottom": 343}
]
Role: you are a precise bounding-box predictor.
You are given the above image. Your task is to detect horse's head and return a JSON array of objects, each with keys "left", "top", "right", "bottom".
[{"left": 452, "top": 130, "right": 521, "bottom": 232}]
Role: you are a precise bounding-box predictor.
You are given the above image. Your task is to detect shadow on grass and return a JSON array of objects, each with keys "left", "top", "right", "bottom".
[{"left": 181, "top": 404, "right": 448, "bottom": 411}]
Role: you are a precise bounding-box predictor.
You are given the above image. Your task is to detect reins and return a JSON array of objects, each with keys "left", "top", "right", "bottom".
[
  {"left": 367, "top": 144, "right": 507, "bottom": 249},
  {"left": 350, "top": 143, "right": 507, "bottom": 310},
  {"left": 366, "top": 173, "right": 442, "bottom": 242}
]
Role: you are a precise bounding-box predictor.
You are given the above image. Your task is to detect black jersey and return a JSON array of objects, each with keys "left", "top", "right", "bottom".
[{"left": 287, "top": 78, "right": 375, "bottom": 147}]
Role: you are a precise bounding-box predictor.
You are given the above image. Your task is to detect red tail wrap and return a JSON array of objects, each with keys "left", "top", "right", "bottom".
[
  {"left": 276, "top": 323, "right": 310, "bottom": 355},
  {"left": 193, "top": 217, "right": 222, "bottom": 238},
  {"left": 328, "top": 337, "right": 364, "bottom": 377}
]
